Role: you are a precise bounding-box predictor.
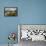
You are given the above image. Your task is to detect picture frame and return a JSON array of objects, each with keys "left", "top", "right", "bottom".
[
  {"left": 18, "top": 24, "right": 46, "bottom": 41},
  {"left": 4, "top": 7, "right": 18, "bottom": 16}
]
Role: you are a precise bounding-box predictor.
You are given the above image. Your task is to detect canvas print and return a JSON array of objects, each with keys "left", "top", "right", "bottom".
[{"left": 4, "top": 7, "right": 18, "bottom": 16}]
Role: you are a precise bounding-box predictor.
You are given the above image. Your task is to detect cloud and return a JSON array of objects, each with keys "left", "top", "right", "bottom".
[{"left": 5, "top": 8, "right": 16, "bottom": 11}]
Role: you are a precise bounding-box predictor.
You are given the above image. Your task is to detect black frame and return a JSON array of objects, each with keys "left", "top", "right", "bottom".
[{"left": 4, "top": 7, "right": 18, "bottom": 16}]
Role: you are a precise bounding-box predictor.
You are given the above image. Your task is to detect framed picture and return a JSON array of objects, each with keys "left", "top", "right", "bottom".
[
  {"left": 4, "top": 7, "right": 18, "bottom": 16},
  {"left": 18, "top": 24, "right": 46, "bottom": 42}
]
